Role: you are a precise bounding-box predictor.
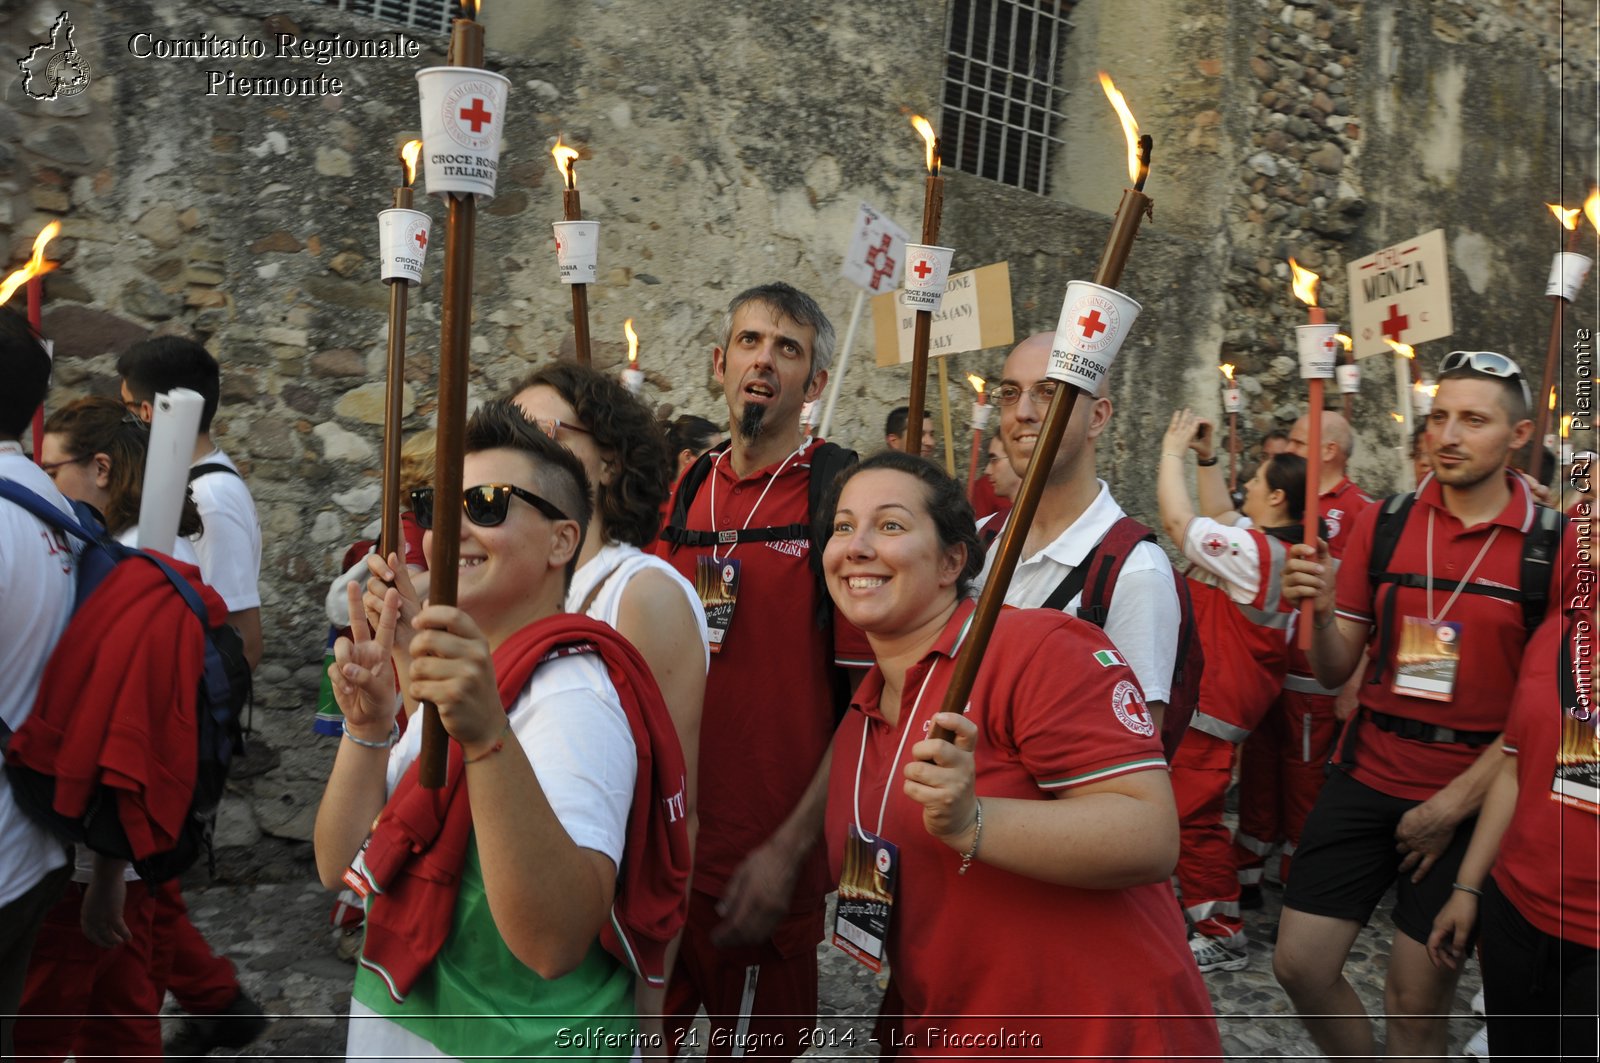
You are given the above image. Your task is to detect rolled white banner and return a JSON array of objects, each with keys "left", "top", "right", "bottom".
[
  {"left": 377, "top": 208, "right": 431, "bottom": 285},
  {"left": 1336, "top": 363, "right": 1361, "bottom": 394},
  {"left": 1546, "top": 252, "right": 1594, "bottom": 302},
  {"left": 901, "top": 244, "right": 955, "bottom": 311},
  {"left": 415, "top": 66, "right": 510, "bottom": 200},
  {"left": 1297, "top": 323, "right": 1339, "bottom": 380},
  {"left": 1223, "top": 387, "right": 1243, "bottom": 413},
  {"left": 1046, "top": 280, "right": 1142, "bottom": 393},
  {"left": 971, "top": 402, "right": 992, "bottom": 431},
  {"left": 136, "top": 388, "right": 205, "bottom": 555},
  {"left": 553, "top": 221, "right": 600, "bottom": 284}
]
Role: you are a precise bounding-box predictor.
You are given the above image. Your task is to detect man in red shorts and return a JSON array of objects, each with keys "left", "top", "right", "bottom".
[
  {"left": 1277, "top": 351, "right": 1563, "bottom": 1059},
  {"left": 1235, "top": 410, "right": 1373, "bottom": 903},
  {"left": 657, "top": 283, "right": 869, "bottom": 1059}
]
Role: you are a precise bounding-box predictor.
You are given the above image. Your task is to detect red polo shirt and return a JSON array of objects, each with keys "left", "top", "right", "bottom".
[
  {"left": 1335, "top": 471, "right": 1558, "bottom": 799},
  {"left": 1493, "top": 593, "right": 1600, "bottom": 948},
  {"left": 1322, "top": 476, "right": 1375, "bottom": 561},
  {"left": 657, "top": 439, "right": 870, "bottom": 911},
  {"left": 824, "top": 602, "right": 1221, "bottom": 1059}
]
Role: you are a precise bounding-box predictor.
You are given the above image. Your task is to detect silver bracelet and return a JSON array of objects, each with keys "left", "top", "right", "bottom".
[
  {"left": 957, "top": 799, "right": 983, "bottom": 876},
  {"left": 1451, "top": 882, "right": 1483, "bottom": 898},
  {"left": 343, "top": 721, "right": 400, "bottom": 750}
]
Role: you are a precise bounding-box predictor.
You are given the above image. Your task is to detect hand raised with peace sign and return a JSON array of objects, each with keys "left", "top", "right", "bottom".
[{"left": 329, "top": 579, "right": 402, "bottom": 741}]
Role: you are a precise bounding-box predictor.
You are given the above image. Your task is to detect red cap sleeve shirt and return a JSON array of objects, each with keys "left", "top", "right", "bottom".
[
  {"left": 825, "top": 602, "right": 1222, "bottom": 1060},
  {"left": 1334, "top": 473, "right": 1558, "bottom": 800},
  {"left": 1322, "top": 477, "right": 1376, "bottom": 561},
  {"left": 1491, "top": 572, "right": 1599, "bottom": 948},
  {"left": 655, "top": 438, "right": 868, "bottom": 917}
]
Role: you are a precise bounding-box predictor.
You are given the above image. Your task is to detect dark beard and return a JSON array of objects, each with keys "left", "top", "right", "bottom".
[{"left": 738, "top": 402, "right": 767, "bottom": 441}]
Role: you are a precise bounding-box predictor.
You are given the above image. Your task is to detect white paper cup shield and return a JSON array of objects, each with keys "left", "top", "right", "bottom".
[
  {"left": 1296, "top": 323, "right": 1339, "bottom": 380},
  {"left": 553, "top": 221, "right": 600, "bottom": 284},
  {"left": 1223, "top": 387, "right": 1243, "bottom": 413},
  {"left": 1336, "top": 363, "right": 1361, "bottom": 394},
  {"left": 415, "top": 66, "right": 510, "bottom": 201},
  {"left": 1046, "top": 281, "right": 1141, "bottom": 392},
  {"left": 902, "top": 245, "right": 955, "bottom": 310},
  {"left": 378, "top": 208, "right": 431, "bottom": 286},
  {"left": 971, "top": 403, "right": 993, "bottom": 431},
  {"left": 1546, "top": 252, "right": 1594, "bottom": 302}
]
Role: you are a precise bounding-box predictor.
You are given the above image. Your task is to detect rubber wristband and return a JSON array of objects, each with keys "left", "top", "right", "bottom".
[
  {"left": 1196, "top": 455, "right": 1218, "bottom": 467},
  {"left": 1451, "top": 882, "right": 1484, "bottom": 898},
  {"left": 957, "top": 799, "right": 983, "bottom": 876},
  {"left": 464, "top": 723, "right": 512, "bottom": 765},
  {"left": 343, "top": 721, "right": 399, "bottom": 750}
]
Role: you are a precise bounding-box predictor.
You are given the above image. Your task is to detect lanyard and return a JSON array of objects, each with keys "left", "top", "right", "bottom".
[
  {"left": 853, "top": 659, "right": 941, "bottom": 837},
  {"left": 707, "top": 442, "right": 805, "bottom": 562},
  {"left": 1423, "top": 509, "right": 1501, "bottom": 624}
]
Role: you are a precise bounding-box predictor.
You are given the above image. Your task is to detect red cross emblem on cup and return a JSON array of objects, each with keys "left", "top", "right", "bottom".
[{"left": 913, "top": 259, "right": 933, "bottom": 281}]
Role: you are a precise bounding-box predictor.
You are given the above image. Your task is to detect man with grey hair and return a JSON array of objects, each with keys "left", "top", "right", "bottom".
[{"left": 657, "top": 282, "right": 867, "bottom": 1060}]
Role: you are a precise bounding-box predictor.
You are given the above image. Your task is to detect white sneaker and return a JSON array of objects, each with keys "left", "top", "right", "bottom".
[
  {"left": 1463, "top": 1024, "right": 1488, "bottom": 1057},
  {"left": 1189, "top": 934, "right": 1248, "bottom": 973}
]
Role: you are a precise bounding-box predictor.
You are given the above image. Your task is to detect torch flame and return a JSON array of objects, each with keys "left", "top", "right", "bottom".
[
  {"left": 1550, "top": 386, "right": 1558, "bottom": 411},
  {"left": 400, "top": 140, "right": 423, "bottom": 186},
  {"left": 624, "top": 318, "right": 638, "bottom": 365},
  {"left": 1547, "top": 202, "right": 1581, "bottom": 230},
  {"left": 1414, "top": 380, "right": 1439, "bottom": 399},
  {"left": 1390, "top": 412, "right": 1405, "bottom": 423},
  {"left": 1097, "top": 72, "right": 1143, "bottom": 185},
  {"left": 966, "top": 373, "right": 985, "bottom": 397},
  {"left": 1219, "top": 363, "right": 1236, "bottom": 382},
  {"left": 1288, "top": 258, "right": 1320, "bottom": 308},
  {"left": 459, "top": 0, "right": 480, "bottom": 18},
  {"left": 1383, "top": 338, "right": 1415, "bottom": 360},
  {"left": 552, "top": 138, "right": 579, "bottom": 189},
  {"left": 1586, "top": 188, "right": 1599, "bottom": 233},
  {"left": 910, "top": 115, "right": 939, "bottom": 176},
  {"left": 0, "top": 221, "right": 62, "bottom": 307},
  {"left": 1334, "top": 333, "right": 1353, "bottom": 352},
  {"left": 1562, "top": 414, "right": 1574, "bottom": 439}
]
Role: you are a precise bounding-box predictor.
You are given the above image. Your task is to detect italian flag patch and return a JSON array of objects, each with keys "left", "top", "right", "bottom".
[{"left": 1093, "top": 649, "right": 1126, "bottom": 668}]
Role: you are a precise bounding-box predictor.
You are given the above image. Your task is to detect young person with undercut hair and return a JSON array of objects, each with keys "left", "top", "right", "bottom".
[
  {"left": 0, "top": 307, "right": 75, "bottom": 1059},
  {"left": 318, "top": 399, "right": 689, "bottom": 1059},
  {"left": 1279, "top": 351, "right": 1564, "bottom": 1061}
]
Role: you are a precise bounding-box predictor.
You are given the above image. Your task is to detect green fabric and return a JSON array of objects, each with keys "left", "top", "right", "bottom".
[{"left": 353, "top": 840, "right": 636, "bottom": 1059}]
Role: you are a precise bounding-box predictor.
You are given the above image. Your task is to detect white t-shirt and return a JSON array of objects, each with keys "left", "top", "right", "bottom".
[
  {"left": 187, "top": 449, "right": 261, "bottom": 612},
  {"left": 0, "top": 450, "right": 76, "bottom": 906},
  {"left": 565, "top": 540, "right": 711, "bottom": 669},
  {"left": 975, "top": 480, "right": 1180, "bottom": 703}
]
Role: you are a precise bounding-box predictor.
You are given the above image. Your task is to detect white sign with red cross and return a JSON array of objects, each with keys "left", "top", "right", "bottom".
[
  {"left": 841, "top": 202, "right": 911, "bottom": 293},
  {"left": 1347, "top": 228, "right": 1453, "bottom": 359}
]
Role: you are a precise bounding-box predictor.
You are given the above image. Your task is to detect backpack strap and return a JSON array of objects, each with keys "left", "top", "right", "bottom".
[
  {"left": 658, "top": 443, "right": 727, "bottom": 552},
  {"left": 0, "top": 477, "right": 98, "bottom": 545},
  {"left": 1519, "top": 504, "right": 1564, "bottom": 633},
  {"left": 1039, "top": 516, "right": 1155, "bottom": 626},
  {"left": 187, "top": 462, "right": 240, "bottom": 483},
  {"left": 1365, "top": 493, "right": 1416, "bottom": 686}
]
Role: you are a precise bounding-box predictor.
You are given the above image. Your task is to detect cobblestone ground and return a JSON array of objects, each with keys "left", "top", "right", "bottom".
[{"left": 179, "top": 876, "right": 1485, "bottom": 1060}]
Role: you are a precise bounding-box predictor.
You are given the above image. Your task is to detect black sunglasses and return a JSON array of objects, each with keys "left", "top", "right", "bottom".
[{"left": 409, "top": 483, "right": 570, "bottom": 530}]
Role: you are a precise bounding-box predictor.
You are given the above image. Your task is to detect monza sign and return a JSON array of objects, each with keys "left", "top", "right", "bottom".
[{"left": 1346, "top": 228, "right": 1453, "bottom": 358}]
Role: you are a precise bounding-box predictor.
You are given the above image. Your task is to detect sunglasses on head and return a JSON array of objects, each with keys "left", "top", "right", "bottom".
[
  {"left": 409, "top": 484, "right": 570, "bottom": 530},
  {"left": 1438, "top": 351, "right": 1532, "bottom": 407}
]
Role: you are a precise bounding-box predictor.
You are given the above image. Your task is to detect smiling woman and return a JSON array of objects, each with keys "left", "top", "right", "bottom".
[{"left": 816, "top": 450, "right": 1222, "bottom": 1058}]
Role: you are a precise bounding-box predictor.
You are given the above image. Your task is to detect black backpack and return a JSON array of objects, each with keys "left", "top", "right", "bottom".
[
  {"left": 659, "top": 440, "right": 858, "bottom": 714},
  {"left": 0, "top": 480, "right": 251, "bottom": 882},
  {"left": 1041, "top": 515, "right": 1203, "bottom": 760},
  {"left": 1364, "top": 491, "right": 1563, "bottom": 686}
]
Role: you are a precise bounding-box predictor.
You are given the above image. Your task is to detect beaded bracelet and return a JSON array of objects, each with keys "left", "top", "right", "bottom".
[
  {"left": 1451, "top": 882, "right": 1483, "bottom": 898},
  {"left": 464, "top": 724, "right": 512, "bottom": 765},
  {"left": 957, "top": 799, "right": 983, "bottom": 876},
  {"left": 343, "top": 721, "right": 399, "bottom": 750}
]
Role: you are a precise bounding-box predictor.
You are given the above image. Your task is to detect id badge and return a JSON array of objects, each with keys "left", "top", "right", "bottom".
[
  {"left": 1550, "top": 712, "right": 1600, "bottom": 816},
  {"left": 695, "top": 556, "right": 739, "bottom": 654},
  {"left": 1391, "top": 616, "right": 1461, "bottom": 702},
  {"left": 831, "top": 824, "right": 897, "bottom": 972}
]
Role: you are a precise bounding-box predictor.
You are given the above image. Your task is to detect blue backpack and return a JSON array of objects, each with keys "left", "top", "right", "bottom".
[{"left": 0, "top": 479, "right": 251, "bottom": 881}]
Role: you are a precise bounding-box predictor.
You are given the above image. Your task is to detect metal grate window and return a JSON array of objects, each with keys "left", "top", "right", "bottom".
[
  {"left": 940, "top": 0, "right": 1074, "bottom": 195},
  {"left": 308, "top": 0, "right": 453, "bottom": 34}
]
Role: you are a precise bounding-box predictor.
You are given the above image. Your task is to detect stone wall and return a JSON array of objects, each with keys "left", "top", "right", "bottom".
[{"left": 1, "top": 0, "right": 1592, "bottom": 875}]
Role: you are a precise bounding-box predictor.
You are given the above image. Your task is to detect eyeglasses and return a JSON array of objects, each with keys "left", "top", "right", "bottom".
[
  {"left": 38, "top": 454, "right": 89, "bottom": 479},
  {"left": 1438, "top": 351, "right": 1532, "bottom": 407},
  {"left": 409, "top": 483, "right": 571, "bottom": 530},
  {"left": 531, "top": 418, "right": 591, "bottom": 439},
  {"left": 989, "top": 381, "right": 1061, "bottom": 407}
]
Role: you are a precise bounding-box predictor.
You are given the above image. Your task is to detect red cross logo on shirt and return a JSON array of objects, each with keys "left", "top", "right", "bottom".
[
  {"left": 1078, "top": 309, "right": 1107, "bottom": 339},
  {"left": 913, "top": 259, "right": 933, "bottom": 280},
  {"left": 1381, "top": 304, "right": 1409, "bottom": 342},
  {"left": 459, "top": 98, "right": 493, "bottom": 133}
]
